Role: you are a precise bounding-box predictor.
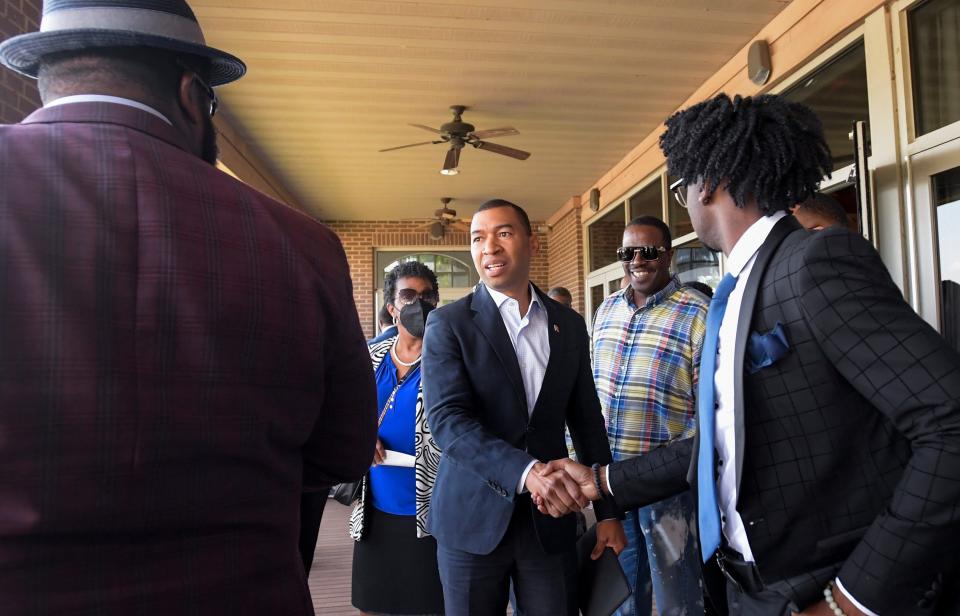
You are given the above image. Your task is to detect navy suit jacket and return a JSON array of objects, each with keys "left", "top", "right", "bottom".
[{"left": 422, "top": 283, "right": 617, "bottom": 555}]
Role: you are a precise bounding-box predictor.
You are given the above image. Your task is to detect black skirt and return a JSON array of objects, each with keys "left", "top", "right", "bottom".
[{"left": 352, "top": 506, "right": 445, "bottom": 615}]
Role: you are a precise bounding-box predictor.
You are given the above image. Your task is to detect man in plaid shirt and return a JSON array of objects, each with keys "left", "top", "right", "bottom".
[{"left": 592, "top": 216, "right": 708, "bottom": 616}]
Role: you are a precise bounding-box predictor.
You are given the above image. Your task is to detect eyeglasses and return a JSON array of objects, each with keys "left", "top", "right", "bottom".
[
  {"left": 177, "top": 60, "right": 218, "bottom": 117},
  {"left": 395, "top": 288, "right": 440, "bottom": 306},
  {"left": 616, "top": 245, "right": 668, "bottom": 262},
  {"left": 670, "top": 178, "right": 687, "bottom": 209},
  {"left": 192, "top": 72, "right": 219, "bottom": 117}
]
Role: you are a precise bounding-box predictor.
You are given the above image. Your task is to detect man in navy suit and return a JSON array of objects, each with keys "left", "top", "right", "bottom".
[{"left": 422, "top": 199, "right": 625, "bottom": 616}]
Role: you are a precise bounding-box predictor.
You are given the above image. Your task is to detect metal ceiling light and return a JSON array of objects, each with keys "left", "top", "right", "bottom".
[{"left": 440, "top": 143, "right": 461, "bottom": 175}]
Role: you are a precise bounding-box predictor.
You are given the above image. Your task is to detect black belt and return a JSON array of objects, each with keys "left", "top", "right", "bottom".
[{"left": 715, "top": 546, "right": 764, "bottom": 595}]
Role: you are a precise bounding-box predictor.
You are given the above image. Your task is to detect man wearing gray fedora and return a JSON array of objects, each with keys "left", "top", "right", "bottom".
[{"left": 0, "top": 1, "right": 378, "bottom": 613}]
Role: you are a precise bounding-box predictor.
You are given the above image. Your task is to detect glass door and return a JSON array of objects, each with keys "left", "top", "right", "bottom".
[
  {"left": 585, "top": 262, "right": 626, "bottom": 334},
  {"left": 908, "top": 136, "right": 960, "bottom": 347}
]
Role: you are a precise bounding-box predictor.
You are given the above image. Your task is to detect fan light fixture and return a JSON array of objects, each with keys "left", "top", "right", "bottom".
[
  {"left": 428, "top": 221, "right": 445, "bottom": 240},
  {"left": 441, "top": 144, "right": 461, "bottom": 175}
]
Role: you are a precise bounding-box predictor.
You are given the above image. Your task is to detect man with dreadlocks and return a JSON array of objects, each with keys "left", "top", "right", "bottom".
[{"left": 541, "top": 93, "right": 960, "bottom": 616}]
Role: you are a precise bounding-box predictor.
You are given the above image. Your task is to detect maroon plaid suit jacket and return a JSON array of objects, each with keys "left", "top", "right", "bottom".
[{"left": 0, "top": 103, "right": 377, "bottom": 615}]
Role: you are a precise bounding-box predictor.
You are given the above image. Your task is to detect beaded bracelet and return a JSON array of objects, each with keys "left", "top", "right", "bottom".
[
  {"left": 823, "top": 582, "right": 849, "bottom": 616},
  {"left": 590, "top": 463, "right": 604, "bottom": 500}
]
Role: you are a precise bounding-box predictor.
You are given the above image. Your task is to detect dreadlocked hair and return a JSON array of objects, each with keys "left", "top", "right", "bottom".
[{"left": 659, "top": 93, "right": 833, "bottom": 214}]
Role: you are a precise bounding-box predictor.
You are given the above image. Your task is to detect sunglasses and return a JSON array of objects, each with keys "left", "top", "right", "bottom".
[
  {"left": 616, "top": 245, "right": 668, "bottom": 262},
  {"left": 395, "top": 288, "right": 439, "bottom": 306},
  {"left": 176, "top": 60, "right": 219, "bottom": 117},
  {"left": 670, "top": 178, "right": 687, "bottom": 208}
]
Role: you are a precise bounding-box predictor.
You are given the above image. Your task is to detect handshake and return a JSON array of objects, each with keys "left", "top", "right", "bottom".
[{"left": 524, "top": 458, "right": 606, "bottom": 519}]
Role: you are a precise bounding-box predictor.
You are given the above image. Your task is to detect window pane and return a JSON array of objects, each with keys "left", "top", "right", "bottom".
[
  {"left": 909, "top": 0, "right": 960, "bottom": 136},
  {"left": 934, "top": 165, "right": 960, "bottom": 352},
  {"left": 782, "top": 41, "right": 869, "bottom": 168},
  {"left": 590, "top": 284, "right": 606, "bottom": 318},
  {"left": 667, "top": 174, "right": 694, "bottom": 240},
  {"left": 629, "top": 180, "right": 662, "bottom": 220},
  {"left": 672, "top": 240, "right": 721, "bottom": 290},
  {"left": 379, "top": 251, "right": 478, "bottom": 289},
  {"left": 589, "top": 204, "right": 625, "bottom": 271},
  {"left": 436, "top": 272, "right": 452, "bottom": 289}
]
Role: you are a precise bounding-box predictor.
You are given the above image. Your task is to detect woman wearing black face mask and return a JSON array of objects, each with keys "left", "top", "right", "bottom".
[{"left": 350, "top": 261, "right": 445, "bottom": 616}]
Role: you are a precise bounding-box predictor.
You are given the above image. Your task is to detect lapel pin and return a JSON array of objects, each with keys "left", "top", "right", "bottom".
[{"left": 553, "top": 324, "right": 560, "bottom": 334}]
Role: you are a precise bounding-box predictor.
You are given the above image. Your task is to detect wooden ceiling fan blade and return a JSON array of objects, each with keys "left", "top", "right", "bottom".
[
  {"left": 410, "top": 123, "right": 444, "bottom": 135},
  {"left": 442, "top": 146, "right": 461, "bottom": 171},
  {"left": 379, "top": 140, "right": 442, "bottom": 152},
  {"left": 475, "top": 141, "right": 531, "bottom": 160},
  {"left": 470, "top": 127, "right": 519, "bottom": 140}
]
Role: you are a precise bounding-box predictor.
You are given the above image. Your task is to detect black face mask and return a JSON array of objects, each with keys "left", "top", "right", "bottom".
[{"left": 398, "top": 299, "right": 435, "bottom": 339}]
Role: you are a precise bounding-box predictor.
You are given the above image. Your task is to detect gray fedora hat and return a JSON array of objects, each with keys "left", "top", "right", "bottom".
[{"left": 0, "top": 0, "right": 246, "bottom": 86}]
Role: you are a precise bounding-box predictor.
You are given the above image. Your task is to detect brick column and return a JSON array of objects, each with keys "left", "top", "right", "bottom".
[
  {"left": 0, "top": 0, "right": 42, "bottom": 124},
  {"left": 547, "top": 206, "right": 586, "bottom": 315}
]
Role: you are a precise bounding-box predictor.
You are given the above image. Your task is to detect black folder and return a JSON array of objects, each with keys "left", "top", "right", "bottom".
[{"left": 576, "top": 524, "right": 631, "bottom": 616}]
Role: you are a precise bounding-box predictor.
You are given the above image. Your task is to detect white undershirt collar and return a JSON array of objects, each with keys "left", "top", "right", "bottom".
[
  {"left": 725, "top": 211, "right": 788, "bottom": 275},
  {"left": 44, "top": 95, "right": 172, "bottom": 126}
]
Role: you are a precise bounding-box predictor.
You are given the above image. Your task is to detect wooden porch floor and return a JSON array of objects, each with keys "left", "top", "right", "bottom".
[{"left": 307, "top": 500, "right": 356, "bottom": 615}]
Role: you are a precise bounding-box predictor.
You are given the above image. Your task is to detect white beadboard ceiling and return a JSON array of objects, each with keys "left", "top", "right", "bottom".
[{"left": 193, "top": 0, "right": 793, "bottom": 220}]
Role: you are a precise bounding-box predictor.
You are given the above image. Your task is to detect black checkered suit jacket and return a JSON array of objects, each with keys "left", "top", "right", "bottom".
[{"left": 608, "top": 216, "right": 960, "bottom": 614}]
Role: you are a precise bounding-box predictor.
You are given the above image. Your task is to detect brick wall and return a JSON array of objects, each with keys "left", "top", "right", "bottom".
[
  {"left": 546, "top": 206, "right": 585, "bottom": 315},
  {"left": 325, "top": 219, "right": 549, "bottom": 338},
  {"left": 588, "top": 217, "right": 624, "bottom": 273},
  {"left": 0, "top": 0, "right": 42, "bottom": 124}
]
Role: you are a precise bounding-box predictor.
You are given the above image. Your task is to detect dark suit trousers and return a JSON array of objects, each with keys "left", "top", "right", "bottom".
[
  {"left": 724, "top": 581, "right": 796, "bottom": 616},
  {"left": 299, "top": 490, "right": 330, "bottom": 574},
  {"left": 436, "top": 496, "right": 577, "bottom": 616}
]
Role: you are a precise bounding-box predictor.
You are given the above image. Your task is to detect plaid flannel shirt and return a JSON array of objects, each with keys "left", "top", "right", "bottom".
[{"left": 592, "top": 277, "right": 708, "bottom": 460}]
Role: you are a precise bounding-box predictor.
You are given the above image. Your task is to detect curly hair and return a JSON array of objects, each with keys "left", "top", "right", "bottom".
[
  {"left": 383, "top": 260, "right": 440, "bottom": 307},
  {"left": 659, "top": 93, "right": 833, "bottom": 214}
]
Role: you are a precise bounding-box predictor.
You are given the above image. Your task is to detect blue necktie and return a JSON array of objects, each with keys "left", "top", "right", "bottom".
[{"left": 697, "top": 273, "right": 739, "bottom": 562}]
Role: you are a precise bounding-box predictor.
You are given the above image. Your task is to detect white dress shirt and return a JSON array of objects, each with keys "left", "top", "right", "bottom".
[
  {"left": 714, "top": 210, "right": 788, "bottom": 561},
  {"left": 44, "top": 94, "right": 172, "bottom": 125},
  {"left": 485, "top": 284, "right": 550, "bottom": 492}
]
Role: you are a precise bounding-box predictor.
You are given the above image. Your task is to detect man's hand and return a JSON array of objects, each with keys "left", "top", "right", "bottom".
[
  {"left": 791, "top": 584, "right": 867, "bottom": 616},
  {"left": 592, "top": 519, "right": 627, "bottom": 559},
  {"left": 525, "top": 461, "right": 589, "bottom": 518},
  {"left": 542, "top": 458, "right": 598, "bottom": 500},
  {"left": 371, "top": 438, "right": 385, "bottom": 466}
]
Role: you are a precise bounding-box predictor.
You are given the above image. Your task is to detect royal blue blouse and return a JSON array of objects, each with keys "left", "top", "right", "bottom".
[{"left": 368, "top": 356, "right": 420, "bottom": 516}]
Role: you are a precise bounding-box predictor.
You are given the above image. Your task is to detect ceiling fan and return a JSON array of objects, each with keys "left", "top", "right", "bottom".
[
  {"left": 380, "top": 105, "right": 531, "bottom": 175},
  {"left": 421, "top": 198, "right": 470, "bottom": 240}
]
